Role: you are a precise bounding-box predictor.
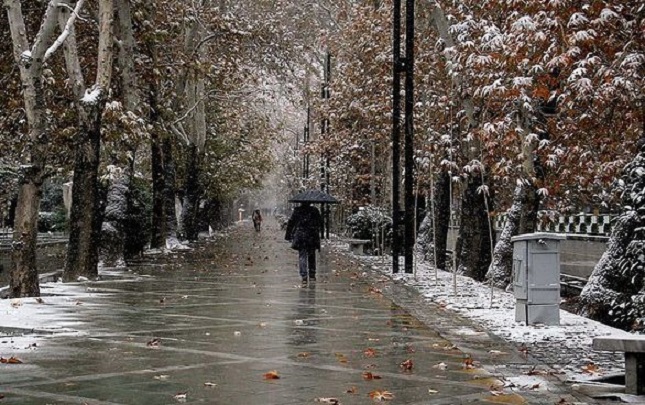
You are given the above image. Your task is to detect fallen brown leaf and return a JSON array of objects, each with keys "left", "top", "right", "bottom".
[
  {"left": 463, "top": 355, "right": 476, "bottom": 370},
  {"left": 363, "top": 348, "right": 377, "bottom": 358},
  {"left": 400, "top": 359, "right": 413, "bottom": 371},
  {"left": 368, "top": 390, "right": 394, "bottom": 401},
  {"left": 263, "top": 370, "right": 280, "bottom": 380},
  {"left": 346, "top": 386, "right": 358, "bottom": 394},
  {"left": 581, "top": 363, "right": 600, "bottom": 374},
  {"left": 362, "top": 371, "right": 382, "bottom": 380},
  {"left": 0, "top": 356, "right": 23, "bottom": 364}
]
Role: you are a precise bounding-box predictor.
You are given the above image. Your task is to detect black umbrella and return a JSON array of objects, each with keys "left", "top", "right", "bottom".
[{"left": 288, "top": 189, "right": 339, "bottom": 204}]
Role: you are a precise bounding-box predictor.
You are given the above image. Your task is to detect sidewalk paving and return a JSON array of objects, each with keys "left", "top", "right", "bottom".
[{"left": 0, "top": 219, "right": 611, "bottom": 404}]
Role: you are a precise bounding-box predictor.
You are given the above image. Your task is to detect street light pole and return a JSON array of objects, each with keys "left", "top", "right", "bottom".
[
  {"left": 392, "top": 0, "right": 402, "bottom": 273},
  {"left": 403, "top": 0, "right": 415, "bottom": 274}
]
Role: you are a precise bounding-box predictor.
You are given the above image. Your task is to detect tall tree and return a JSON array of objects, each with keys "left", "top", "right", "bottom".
[
  {"left": 60, "top": 0, "right": 115, "bottom": 281},
  {"left": 4, "top": 0, "right": 83, "bottom": 297}
]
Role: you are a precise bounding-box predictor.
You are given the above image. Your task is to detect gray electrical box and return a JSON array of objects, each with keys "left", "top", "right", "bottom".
[{"left": 511, "top": 232, "right": 565, "bottom": 325}]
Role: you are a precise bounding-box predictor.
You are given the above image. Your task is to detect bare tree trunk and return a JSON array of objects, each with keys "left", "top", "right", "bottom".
[
  {"left": 60, "top": 0, "right": 115, "bottom": 280},
  {"left": 150, "top": 126, "right": 166, "bottom": 248},
  {"left": 433, "top": 171, "right": 451, "bottom": 270},
  {"left": 486, "top": 183, "right": 536, "bottom": 287},
  {"left": 163, "top": 137, "right": 179, "bottom": 246},
  {"left": 98, "top": 0, "right": 139, "bottom": 264},
  {"left": 65, "top": 117, "right": 103, "bottom": 280},
  {"left": 426, "top": 1, "right": 493, "bottom": 277},
  {"left": 456, "top": 174, "right": 493, "bottom": 281},
  {"left": 5, "top": 0, "right": 68, "bottom": 297},
  {"left": 182, "top": 144, "right": 202, "bottom": 240},
  {"left": 10, "top": 168, "right": 42, "bottom": 297},
  {"left": 140, "top": 0, "right": 165, "bottom": 249}
]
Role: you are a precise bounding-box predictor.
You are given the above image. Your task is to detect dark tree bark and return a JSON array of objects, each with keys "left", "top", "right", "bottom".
[
  {"left": 10, "top": 166, "right": 43, "bottom": 297},
  {"left": 182, "top": 144, "right": 202, "bottom": 241},
  {"left": 65, "top": 117, "right": 103, "bottom": 281},
  {"left": 163, "top": 137, "right": 178, "bottom": 244},
  {"left": 455, "top": 175, "right": 494, "bottom": 281},
  {"left": 486, "top": 181, "right": 538, "bottom": 287},
  {"left": 433, "top": 170, "right": 451, "bottom": 270},
  {"left": 149, "top": 93, "right": 165, "bottom": 248}
]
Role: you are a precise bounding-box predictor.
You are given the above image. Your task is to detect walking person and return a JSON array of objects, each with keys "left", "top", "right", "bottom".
[
  {"left": 285, "top": 202, "right": 322, "bottom": 286},
  {"left": 252, "top": 209, "right": 263, "bottom": 232}
]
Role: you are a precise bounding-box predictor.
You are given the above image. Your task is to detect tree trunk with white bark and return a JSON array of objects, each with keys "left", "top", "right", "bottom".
[{"left": 4, "top": 0, "right": 70, "bottom": 297}]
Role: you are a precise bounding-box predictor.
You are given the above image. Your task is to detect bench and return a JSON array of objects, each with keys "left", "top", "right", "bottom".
[
  {"left": 344, "top": 239, "right": 370, "bottom": 255},
  {"left": 593, "top": 335, "right": 645, "bottom": 395}
]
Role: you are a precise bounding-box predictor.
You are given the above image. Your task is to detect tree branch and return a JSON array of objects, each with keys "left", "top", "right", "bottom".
[{"left": 44, "top": 0, "right": 86, "bottom": 62}]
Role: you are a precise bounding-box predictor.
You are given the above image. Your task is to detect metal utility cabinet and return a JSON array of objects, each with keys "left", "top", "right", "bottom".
[{"left": 511, "top": 232, "right": 565, "bottom": 325}]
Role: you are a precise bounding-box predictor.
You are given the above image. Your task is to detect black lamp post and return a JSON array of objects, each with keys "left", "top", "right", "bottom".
[{"left": 392, "top": 0, "right": 415, "bottom": 274}]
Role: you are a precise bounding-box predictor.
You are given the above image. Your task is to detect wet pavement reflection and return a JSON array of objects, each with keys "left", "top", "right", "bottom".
[{"left": 0, "top": 219, "right": 586, "bottom": 404}]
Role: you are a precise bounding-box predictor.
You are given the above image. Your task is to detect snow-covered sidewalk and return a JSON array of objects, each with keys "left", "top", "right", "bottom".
[{"left": 329, "top": 242, "right": 632, "bottom": 386}]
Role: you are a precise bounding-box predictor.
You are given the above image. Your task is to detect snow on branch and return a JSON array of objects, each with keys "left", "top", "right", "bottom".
[{"left": 44, "top": 0, "right": 86, "bottom": 62}]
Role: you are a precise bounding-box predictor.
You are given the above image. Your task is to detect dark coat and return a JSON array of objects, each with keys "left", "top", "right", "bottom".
[{"left": 285, "top": 205, "right": 322, "bottom": 251}]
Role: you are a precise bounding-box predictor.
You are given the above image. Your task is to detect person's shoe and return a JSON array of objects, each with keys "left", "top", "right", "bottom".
[
  {"left": 308, "top": 274, "right": 316, "bottom": 282},
  {"left": 301, "top": 277, "right": 308, "bottom": 286}
]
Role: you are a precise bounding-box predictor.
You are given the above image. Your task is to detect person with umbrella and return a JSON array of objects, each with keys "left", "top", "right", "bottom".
[{"left": 285, "top": 201, "right": 323, "bottom": 286}]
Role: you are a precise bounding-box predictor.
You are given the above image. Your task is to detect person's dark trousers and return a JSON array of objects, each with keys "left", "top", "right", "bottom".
[{"left": 298, "top": 249, "right": 316, "bottom": 279}]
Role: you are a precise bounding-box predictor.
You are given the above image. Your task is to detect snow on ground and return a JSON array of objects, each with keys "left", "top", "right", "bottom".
[
  {"left": 337, "top": 247, "right": 633, "bottom": 384},
  {"left": 0, "top": 268, "right": 144, "bottom": 354}
]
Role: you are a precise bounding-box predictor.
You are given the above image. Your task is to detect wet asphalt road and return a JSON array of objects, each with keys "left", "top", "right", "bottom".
[{"left": 0, "top": 219, "right": 593, "bottom": 404}]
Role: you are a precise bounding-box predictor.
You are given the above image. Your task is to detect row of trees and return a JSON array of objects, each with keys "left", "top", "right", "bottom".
[
  {"left": 2, "top": 0, "right": 643, "bottom": 330},
  {"left": 1, "top": 0, "right": 335, "bottom": 297},
  {"left": 293, "top": 0, "right": 643, "bottom": 330}
]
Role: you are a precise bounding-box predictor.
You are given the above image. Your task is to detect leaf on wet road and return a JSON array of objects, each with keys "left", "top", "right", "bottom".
[
  {"left": 263, "top": 370, "right": 280, "bottom": 379},
  {"left": 203, "top": 382, "right": 217, "bottom": 387},
  {"left": 363, "top": 348, "right": 377, "bottom": 357},
  {"left": 0, "top": 356, "right": 23, "bottom": 364},
  {"left": 173, "top": 391, "right": 187, "bottom": 402},
  {"left": 35, "top": 297, "right": 45, "bottom": 304},
  {"left": 146, "top": 338, "right": 161, "bottom": 348},
  {"left": 368, "top": 286, "right": 382, "bottom": 294},
  {"left": 399, "top": 359, "right": 413, "bottom": 371},
  {"left": 581, "top": 362, "right": 600, "bottom": 374},
  {"left": 428, "top": 389, "right": 438, "bottom": 394},
  {"left": 362, "top": 371, "right": 382, "bottom": 380},
  {"left": 346, "top": 386, "right": 358, "bottom": 394},
  {"left": 314, "top": 397, "right": 340, "bottom": 404},
  {"left": 432, "top": 362, "right": 447, "bottom": 370},
  {"left": 153, "top": 374, "right": 169, "bottom": 380},
  {"left": 297, "top": 352, "right": 310, "bottom": 358},
  {"left": 463, "top": 355, "right": 477, "bottom": 370},
  {"left": 368, "top": 390, "right": 394, "bottom": 401},
  {"left": 335, "top": 353, "right": 348, "bottom": 363}
]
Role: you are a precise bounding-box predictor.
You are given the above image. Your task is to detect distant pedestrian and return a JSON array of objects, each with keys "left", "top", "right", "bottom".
[
  {"left": 285, "top": 202, "right": 322, "bottom": 286},
  {"left": 252, "top": 209, "right": 263, "bottom": 232}
]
